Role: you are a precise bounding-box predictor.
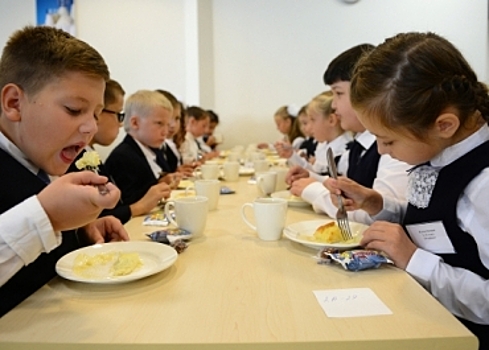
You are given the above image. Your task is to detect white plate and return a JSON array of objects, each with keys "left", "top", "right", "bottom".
[
  {"left": 239, "top": 167, "right": 254, "bottom": 176},
  {"left": 56, "top": 241, "right": 178, "bottom": 284},
  {"left": 283, "top": 219, "right": 367, "bottom": 250},
  {"left": 271, "top": 190, "right": 310, "bottom": 207}
]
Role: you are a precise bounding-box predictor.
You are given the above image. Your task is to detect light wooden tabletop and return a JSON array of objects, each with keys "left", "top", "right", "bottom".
[{"left": 0, "top": 176, "right": 478, "bottom": 350}]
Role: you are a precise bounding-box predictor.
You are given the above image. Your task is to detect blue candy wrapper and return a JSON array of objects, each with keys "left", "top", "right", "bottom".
[
  {"left": 220, "top": 186, "right": 235, "bottom": 194},
  {"left": 317, "top": 249, "right": 393, "bottom": 271},
  {"left": 147, "top": 228, "right": 191, "bottom": 253}
]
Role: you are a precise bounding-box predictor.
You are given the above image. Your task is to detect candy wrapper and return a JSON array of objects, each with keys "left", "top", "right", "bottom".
[
  {"left": 143, "top": 211, "right": 174, "bottom": 226},
  {"left": 220, "top": 186, "right": 235, "bottom": 194},
  {"left": 146, "top": 228, "right": 191, "bottom": 254},
  {"left": 317, "top": 249, "right": 393, "bottom": 271}
]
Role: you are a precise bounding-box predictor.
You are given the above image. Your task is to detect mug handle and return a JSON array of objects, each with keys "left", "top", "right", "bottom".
[
  {"left": 240, "top": 203, "right": 256, "bottom": 231},
  {"left": 257, "top": 176, "right": 267, "bottom": 196},
  {"left": 185, "top": 185, "right": 195, "bottom": 196},
  {"left": 164, "top": 201, "right": 179, "bottom": 227}
]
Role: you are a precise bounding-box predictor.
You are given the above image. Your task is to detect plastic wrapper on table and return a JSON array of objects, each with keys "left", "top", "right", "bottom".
[
  {"left": 147, "top": 228, "right": 191, "bottom": 253},
  {"left": 317, "top": 248, "right": 393, "bottom": 271}
]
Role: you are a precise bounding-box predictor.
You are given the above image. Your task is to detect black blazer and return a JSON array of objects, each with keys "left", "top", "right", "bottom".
[
  {"left": 67, "top": 149, "right": 131, "bottom": 224},
  {"left": 105, "top": 134, "right": 159, "bottom": 206},
  {"left": 0, "top": 149, "right": 82, "bottom": 317}
]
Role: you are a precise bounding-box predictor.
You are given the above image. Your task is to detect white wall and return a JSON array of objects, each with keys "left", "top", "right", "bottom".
[{"left": 0, "top": 0, "right": 487, "bottom": 157}]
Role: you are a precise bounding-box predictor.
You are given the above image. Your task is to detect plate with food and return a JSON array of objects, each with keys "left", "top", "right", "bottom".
[
  {"left": 283, "top": 219, "right": 367, "bottom": 250},
  {"left": 177, "top": 179, "right": 194, "bottom": 189},
  {"left": 271, "top": 190, "right": 310, "bottom": 207},
  {"left": 56, "top": 241, "right": 178, "bottom": 284},
  {"left": 239, "top": 166, "right": 254, "bottom": 176},
  {"left": 171, "top": 189, "right": 196, "bottom": 199}
]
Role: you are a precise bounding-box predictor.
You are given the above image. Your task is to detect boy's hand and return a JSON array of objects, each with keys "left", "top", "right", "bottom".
[
  {"left": 289, "top": 178, "right": 316, "bottom": 197},
  {"left": 130, "top": 182, "right": 171, "bottom": 217},
  {"left": 285, "top": 166, "right": 309, "bottom": 185},
  {"left": 82, "top": 216, "right": 129, "bottom": 244},
  {"left": 37, "top": 172, "right": 121, "bottom": 231},
  {"left": 325, "top": 177, "right": 383, "bottom": 216},
  {"left": 360, "top": 221, "right": 417, "bottom": 270}
]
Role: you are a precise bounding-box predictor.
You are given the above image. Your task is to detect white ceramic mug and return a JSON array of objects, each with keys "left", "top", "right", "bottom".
[
  {"left": 270, "top": 167, "right": 288, "bottom": 191},
  {"left": 241, "top": 198, "right": 288, "bottom": 241},
  {"left": 164, "top": 196, "right": 208, "bottom": 237},
  {"left": 200, "top": 163, "right": 220, "bottom": 180},
  {"left": 253, "top": 159, "right": 269, "bottom": 173},
  {"left": 191, "top": 179, "right": 220, "bottom": 211},
  {"left": 256, "top": 171, "right": 277, "bottom": 196},
  {"left": 223, "top": 161, "right": 240, "bottom": 182},
  {"left": 227, "top": 152, "right": 241, "bottom": 162}
]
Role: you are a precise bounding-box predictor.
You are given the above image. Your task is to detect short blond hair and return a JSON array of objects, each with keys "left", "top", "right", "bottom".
[{"left": 123, "top": 90, "right": 173, "bottom": 132}]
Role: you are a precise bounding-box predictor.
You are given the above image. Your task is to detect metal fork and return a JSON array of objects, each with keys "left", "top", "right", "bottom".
[{"left": 326, "top": 148, "right": 352, "bottom": 240}]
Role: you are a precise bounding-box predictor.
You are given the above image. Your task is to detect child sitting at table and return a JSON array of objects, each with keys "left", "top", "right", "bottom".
[
  {"left": 154, "top": 89, "right": 193, "bottom": 176},
  {"left": 278, "top": 92, "right": 351, "bottom": 175},
  {"left": 329, "top": 32, "right": 489, "bottom": 348},
  {"left": 203, "top": 109, "right": 222, "bottom": 150},
  {"left": 258, "top": 104, "right": 305, "bottom": 151},
  {"left": 105, "top": 90, "right": 173, "bottom": 212},
  {"left": 67, "top": 79, "right": 135, "bottom": 224},
  {"left": 180, "top": 106, "right": 219, "bottom": 165},
  {"left": 0, "top": 26, "right": 128, "bottom": 316},
  {"left": 296, "top": 105, "right": 317, "bottom": 160},
  {"left": 286, "top": 44, "right": 410, "bottom": 225}
]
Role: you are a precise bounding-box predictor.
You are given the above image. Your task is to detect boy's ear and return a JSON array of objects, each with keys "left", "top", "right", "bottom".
[
  {"left": 1, "top": 84, "right": 23, "bottom": 121},
  {"left": 435, "top": 113, "right": 459, "bottom": 139},
  {"left": 129, "top": 115, "right": 139, "bottom": 129}
]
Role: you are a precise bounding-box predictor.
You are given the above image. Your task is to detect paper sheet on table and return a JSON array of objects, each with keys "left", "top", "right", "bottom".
[{"left": 313, "top": 288, "right": 392, "bottom": 318}]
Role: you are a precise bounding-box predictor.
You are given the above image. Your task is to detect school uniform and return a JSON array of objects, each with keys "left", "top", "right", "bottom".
[
  {"left": 67, "top": 148, "right": 131, "bottom": 224},
  {"left": 289, "top": 132, "right": 351, "bottom": 176},
  {"left": 180, "top": 132, "right": 204, "bottom": 164},
  {"left": 0, "top": 144, "right": 83, "bottom": 317},
  {"left": 301, "top": 130, "right": 410, "bottom": 225},
  {"left": 378, "top": 124, "right": 489, "bottom": 348},
  {"left": 105, "top": 134, "right": 160, "bottom": 206},
  {"left": 300, "top": 137, "right": 317, "bottom": 158},
  {"left": 164, "top": 139, "right": 181, "bottom": 172}
]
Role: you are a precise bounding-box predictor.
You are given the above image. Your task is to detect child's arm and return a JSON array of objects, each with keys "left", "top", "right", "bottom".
[
  {"left": 325, "top": 177, "right": 384, "bottom": 215},
  {"left": 0, "top": 172, "right": 124, "bottom": 287}
]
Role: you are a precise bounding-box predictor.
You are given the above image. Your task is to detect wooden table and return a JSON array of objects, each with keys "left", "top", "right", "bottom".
[{"left": 0, "top": 177, "right": 477, "bottom": 349}]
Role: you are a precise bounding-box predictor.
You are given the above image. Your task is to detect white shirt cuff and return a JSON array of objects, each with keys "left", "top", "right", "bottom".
[
  {"left": 2, "top": 196, "right": 60, "bottom": 265},
  {"left": 405, "top": 248, "right": 441, "bottom": 289}
]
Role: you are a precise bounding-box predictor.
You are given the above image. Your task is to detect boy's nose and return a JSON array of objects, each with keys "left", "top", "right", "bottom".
[{"left": 79, "top": 116, "right": 98, "bottom": 135}]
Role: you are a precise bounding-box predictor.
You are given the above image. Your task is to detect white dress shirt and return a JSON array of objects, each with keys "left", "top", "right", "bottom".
[
  {"left": 0, "top": 131, "right": 59, "bottom": 287},
  {"left": 180, "top": 132, "right": 201, "bottom": 164},
  {"left": 379, "top": 124, "right": 489, "bottom": 324},
  {"left": 301, "top": 130, "right": 410, "bottom": 225},
  {"left": 132, "top": 137, "right": 162, "bottom": 179}
]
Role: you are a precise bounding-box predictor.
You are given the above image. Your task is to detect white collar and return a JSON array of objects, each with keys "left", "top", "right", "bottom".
[
  {"left": 0, "top": 131, "right": 39, "bottom": 175},
  {"left": 355, "top": 130, "right": 376, "bottom": 149},
  {"left": 431, "top": 124, "right": 489, "bottom": 168}
]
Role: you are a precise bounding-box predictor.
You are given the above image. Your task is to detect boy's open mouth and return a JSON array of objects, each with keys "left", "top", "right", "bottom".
[{"left": 60, "top": 144, "right": 85, "bottom": 163}]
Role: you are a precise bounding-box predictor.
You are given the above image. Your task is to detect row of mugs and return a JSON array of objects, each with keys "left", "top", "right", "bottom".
[{"left": 163, "top": 196, "right": 288, "bottom": 241}]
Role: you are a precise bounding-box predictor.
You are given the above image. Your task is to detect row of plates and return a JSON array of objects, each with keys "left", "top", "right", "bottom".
[{"left": 55, "top": 219, "right": 367, "bottom": 285}]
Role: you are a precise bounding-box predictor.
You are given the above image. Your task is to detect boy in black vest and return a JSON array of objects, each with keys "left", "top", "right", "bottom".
[
  {"left": 286, "top": 44, "right": 410, "bottom": 225},
  {"left": 0, "top": 26, "right": 128, "bottom": 316}
]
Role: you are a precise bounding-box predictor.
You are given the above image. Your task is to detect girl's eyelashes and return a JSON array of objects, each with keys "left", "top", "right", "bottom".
[
  {"left": 382, "top": 141, "right": 394, "bottom": 146},
  {"left": 65, "top": 106, "right": 81, "bottom": 116}
]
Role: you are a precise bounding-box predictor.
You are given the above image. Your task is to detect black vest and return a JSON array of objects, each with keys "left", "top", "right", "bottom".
[
  {"left": 346, "top": 141, "right": 381, "bottom": 188},
  {"left": 403, "top": 141, "right": 489, "bottom": 349},
  {"left": 164, "top": 145, "right": 179, "bottom": 172},
  {"left": 0, "top": 149, "right": 82, "bottom": 317}
]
